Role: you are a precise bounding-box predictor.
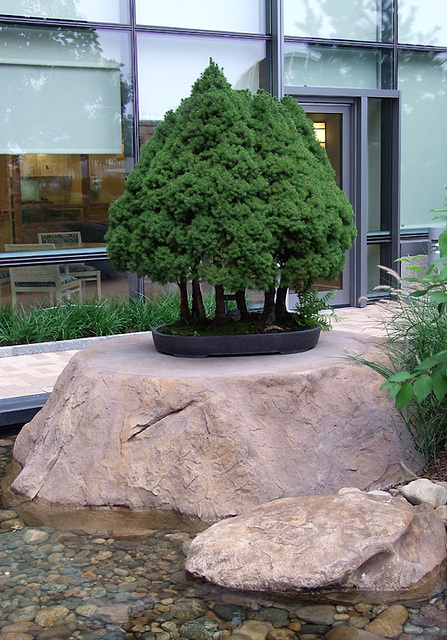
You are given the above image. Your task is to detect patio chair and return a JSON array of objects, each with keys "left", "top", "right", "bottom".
[
  {"left": 38, "top": 232, "right": 102, "bottom": 299},
  {"left": 0, "top": 270, "right": 10, "bottom": 305},
  {"left": 5, "top": 243, "right": 82, "bottom": 307}
]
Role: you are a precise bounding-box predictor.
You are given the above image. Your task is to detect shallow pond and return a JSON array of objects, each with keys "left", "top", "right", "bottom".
[{"left": 1, "top": 436, "right": 446, "bottom": 640}]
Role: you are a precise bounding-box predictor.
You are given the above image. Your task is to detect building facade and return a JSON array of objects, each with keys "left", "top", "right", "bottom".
[{"left": 0, "top": 0, "right": 446, "bottom": 307}]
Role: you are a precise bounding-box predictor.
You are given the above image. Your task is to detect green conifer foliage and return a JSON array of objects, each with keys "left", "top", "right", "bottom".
[{"left": 106, "top": 60, "right": 356, "bottom": 324}]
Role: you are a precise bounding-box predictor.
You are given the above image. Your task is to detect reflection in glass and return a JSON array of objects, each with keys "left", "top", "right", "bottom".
[
  {"left": 138, "top": 33, "right": 267, "bottom": 141},
  {"left": 284, "top": 0, "right": 391, "bottom": 43},
  {"left": 398, "top": 0, "right": 447, "bottom": 46},
  {"left": 0, "top": 0, "right": 129, "bottom": 23},
  {"left": 0, "top": 26, "right": 132, "bottom": 254},
  {"left": 399, "top": 51, "right": 447, "bottom": 230},
  {"left": 136, "top": 0, "right": 265, "bottom": 34},
  {"left": 0, "top": 255, "right": 129, "bottom": 309},
  {"left": 367, "top": 244, "right": 391, "bottom": 294},
  {"left": 367, "top": 98, "right": 393, "bottom": 235},
  {"left": 284, "top": 44, "right": 389, "bottom": 89}
]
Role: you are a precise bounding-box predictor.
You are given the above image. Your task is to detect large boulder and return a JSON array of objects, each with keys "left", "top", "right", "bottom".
[
  {"left": 185, "top": 490, "right": 447, "bottom": 603},
  {"left": 9, "top": 332, "right": 421, "bottom": 526}
]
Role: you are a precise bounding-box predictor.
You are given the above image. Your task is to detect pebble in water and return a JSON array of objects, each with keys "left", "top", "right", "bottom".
[{"left": 1, "top": 437, "right": 447, "bottom": 640}]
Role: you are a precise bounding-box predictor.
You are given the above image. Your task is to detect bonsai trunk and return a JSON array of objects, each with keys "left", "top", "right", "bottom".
[
  {"left": 192, "top": 279, "right": 206, "bottom": 320},
  {"left": 214, "top": 284, "right": 227, "bottom": 325},
  {"left": 236, "top": 290, "right": 249, "bottom": 320},
  {"left": 262, "top": 286, "right": 276, "bottom": 325},
  {"left": 178, "top": 281, "right": 190, "bottom": 319},
  {"left": 275, "top": 285, "right": 288, "bottom": 318}
]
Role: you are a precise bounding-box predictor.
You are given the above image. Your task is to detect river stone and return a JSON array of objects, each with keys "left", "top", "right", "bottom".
[
  {"left": 233, "top": 621, "right": 273, "bottom": 640},
  {"left": 179, "top": 616, "right": 220, "bottom": 640},
  {"left": 22, "top": 529, "right": 49, "bottom": 544},
  {"left": 400, "top": 478, "right": 447, "bottom": 507},
  {"left": 94, "top": 603, "right": 130, "bottom": 624},
  {"left": 266, "top": 630, "right": 298, "bottom": 640},
  {"left": 326, "top": 628, "right": 387, "bottom": 639},
  {"left": 9, "top": 333, "right": 422, "bottom": 525},
  {"left": 170, "top": 597, "right": 209, "bottom": 621},
  {"left": 185, "top": 491, "right": 447, "bottom": 603},
  {"left": 366, "top": 604, "right": 408, "bottom": 638},
  {"left": 213, "top": 604, "right": 246, "bottom": 623},
  {"left": 291, "top": 605, "right": 336, "bottom": 625},
  {"left": 34, "top": 605, "right": 69, "bottom": 627}
]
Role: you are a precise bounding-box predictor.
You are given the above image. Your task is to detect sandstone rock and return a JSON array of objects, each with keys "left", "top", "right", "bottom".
[
  {"left": 9, "top": 333, "right": 422, "bottom": 525},
  {"left": 366, "top": 604, "right": 408, "bottom": 637},
  {"left": 435, "top": 504, "right": 447, "bottom": 525},
  {"left": 35, "top": 606, "right": 69, "bottom": 628},
  {"left": 0, "top": 633, "right": 34, "bottom": 640},
  {"left": 400, "top": 479, "right": 447, "bottom": 507},
  {"left": 185, "top": 491, "right": 447, "bottom": 603}
]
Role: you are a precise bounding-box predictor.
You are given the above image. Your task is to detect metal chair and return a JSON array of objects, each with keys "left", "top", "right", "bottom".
[
  {"left": 5, "top": 243, "right": 82, "bottom": 307},
  {"left": 0, "top": 270, "right": 10, "bottom": 305},
  {"left": 38, "top": 232, "right": 102, "bottom": 299}
]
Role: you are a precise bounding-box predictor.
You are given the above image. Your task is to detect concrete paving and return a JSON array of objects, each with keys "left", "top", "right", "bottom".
[{"left": 0, "top": 304, "right": 388, "bottom": 400}]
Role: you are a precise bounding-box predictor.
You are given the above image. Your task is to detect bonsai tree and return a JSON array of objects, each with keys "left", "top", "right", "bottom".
[{"left": 106, "top": 60, "right": 356, "bottom": 328}]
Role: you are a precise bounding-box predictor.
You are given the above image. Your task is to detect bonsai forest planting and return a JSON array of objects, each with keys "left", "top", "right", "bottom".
[{"left": 106, "top": 60, "right": 357, "bottom": 338}]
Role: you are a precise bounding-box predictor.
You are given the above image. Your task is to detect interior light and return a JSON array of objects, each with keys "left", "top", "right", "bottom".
[{"left": 313, "top": 122, "right": 326, "bottom": 147}]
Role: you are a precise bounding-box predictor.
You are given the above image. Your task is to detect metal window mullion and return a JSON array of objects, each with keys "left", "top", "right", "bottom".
[
  {"left": 270, "top": 0, "right": 284, "bottom": 99},
  {"left": 355, "top": 96, "right": 369, "bottom": 306}
]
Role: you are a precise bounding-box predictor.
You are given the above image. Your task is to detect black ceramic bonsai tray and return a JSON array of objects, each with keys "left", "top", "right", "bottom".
[{"left": 152, "top": 325, "right": 321, "bottom": 358}]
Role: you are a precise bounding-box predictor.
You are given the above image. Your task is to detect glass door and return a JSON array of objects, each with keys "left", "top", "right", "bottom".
[{"left": 288, "top": 100, "right": 355, "bottom": 307}]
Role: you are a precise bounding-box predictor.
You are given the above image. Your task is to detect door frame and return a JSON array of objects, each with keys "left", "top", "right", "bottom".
[{"left": 285, "top": 87, "right": 400, "bottom": 307}]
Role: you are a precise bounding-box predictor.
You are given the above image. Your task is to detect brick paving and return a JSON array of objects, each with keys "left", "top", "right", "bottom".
[{"left": 0, "top": 304, "right": 387, "bottom": 400}]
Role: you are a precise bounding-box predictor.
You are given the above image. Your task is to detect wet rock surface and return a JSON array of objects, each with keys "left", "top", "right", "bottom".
[
  {"left": 1, "top": 437, "right": 447, "bottom": 640},
  {"left": 185, "top": 491, "right": 447, "bottom": 603},
  {"left": 10, "top": 333, "right": 422, "bottom": 523}
]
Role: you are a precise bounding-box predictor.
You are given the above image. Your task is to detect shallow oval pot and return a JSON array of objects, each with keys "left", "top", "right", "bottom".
[{"left": 152, "top": 325, "right": 321, "bottom": 358}]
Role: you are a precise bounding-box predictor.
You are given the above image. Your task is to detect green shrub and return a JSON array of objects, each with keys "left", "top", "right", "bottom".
[
  {"left": 106, "top": 60, "right": 356, "bottom": 326},
  {"left": 353, "top": 204, "right": 447, "bottom": 463},
  {"left": 0, "top": 293, "right": 215, "bottom": 347}
]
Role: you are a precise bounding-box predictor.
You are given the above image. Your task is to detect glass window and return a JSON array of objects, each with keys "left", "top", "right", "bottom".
[
  {"left": 136, "top": 0, "right": 266, "bottom": 34},
  {"left": 398, "top": 0, "right": 447, "bottom": 46},
  {"left": 137, "top": 33, "right": 267, "bottom": 137},
  {"left": 284, "top": 0, "right": 391, "bottom": 43},
  {"left": 398, "top": 51, "right": 447, "bottom": 230},
  {"left": 0, "top": 0, "right": 129, "bottom": 23},
  {"left": 367, "top": 244, "right": 392, "bottom": 294},
  {"left": 284, "top": 44, "right": 390, "bottom": 89},
  {"left": 0, "top": 26, "right": 133, "bottom": 263}
]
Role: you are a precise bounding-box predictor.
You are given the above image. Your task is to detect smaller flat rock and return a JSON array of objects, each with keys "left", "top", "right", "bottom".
[{"left": 186, "top": 491, "right": 447, "bottom": 603}]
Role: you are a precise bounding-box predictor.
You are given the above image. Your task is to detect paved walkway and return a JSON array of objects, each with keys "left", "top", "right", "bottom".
[{"left": 0, "top": 304, "right": 388, "bottom": 400}]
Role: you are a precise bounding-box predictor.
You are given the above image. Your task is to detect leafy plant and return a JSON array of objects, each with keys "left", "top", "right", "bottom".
[
  {"left": 106, "top": 60, "right": 356, "bottom": 328},
  {"left": 0, "top": 293, "right": 216, "bottom": 346},
  {"left": 293, "top": 290, "right": 338, "bottom": 331},
  {"left": 353, "top": 201, "right": 447, "bottom": 462}
]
